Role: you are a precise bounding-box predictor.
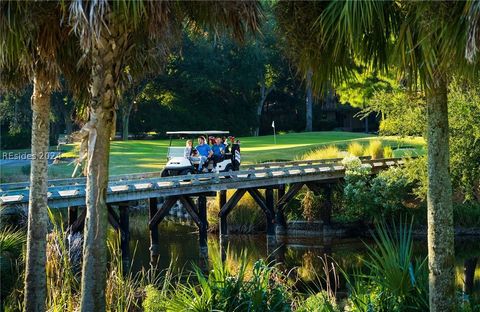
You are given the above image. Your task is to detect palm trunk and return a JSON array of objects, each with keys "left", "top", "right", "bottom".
[
  {"left": 79, "top": 20, "right": 125, "bottom": 312},
  {"left": 426, "top": 76, "right": 455, "bottom": 311},
  {"left": 24, "top": 67, "right": 52, "bottom": 312},
  {"left": 305, "top": 68, "right": 313, "bottom": 132}
]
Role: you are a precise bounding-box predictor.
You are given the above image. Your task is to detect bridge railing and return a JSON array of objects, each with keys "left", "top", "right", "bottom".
[
  {"left": 0, "top": 156, "right": 370, "bottom": 192},
  {"left": 0, "top": 157, "right": 407, "bottom": 207}
]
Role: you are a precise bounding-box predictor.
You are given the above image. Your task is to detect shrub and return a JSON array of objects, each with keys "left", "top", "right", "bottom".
[
  {"left": 347, "top": 142, "right": 364, "bottom": 157},
  {"left": 453, "top": 202, "right": 480, "bottom": 228},
  {"left": 369, "top": 166, "right": 415, "bottom": 219},
  {"left": 300, "top": 189, "right": 322, "bottom": 222},
  {"left": 341, "top": 157, "right": 418, "bottom": 222},
  {"left": 341, "top": 156, "right": 373, "bottom": 221},
  {"left": 364, "top": 140, "right": 383, "bottom": 159},
  {"left": 297, "top": 291, "right": 340, "bottom": 312}
]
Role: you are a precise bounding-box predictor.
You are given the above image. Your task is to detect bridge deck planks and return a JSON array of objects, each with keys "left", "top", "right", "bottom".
[{"left": 0, "top": 158, "right": 405, "bottom": 208}]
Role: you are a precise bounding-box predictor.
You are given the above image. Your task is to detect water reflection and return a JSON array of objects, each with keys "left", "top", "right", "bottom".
[{"left": 128, "top": 215, "right": 480, "bottom": 295}]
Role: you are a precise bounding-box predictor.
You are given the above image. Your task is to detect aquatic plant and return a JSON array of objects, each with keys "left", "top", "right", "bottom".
[{"left": 344, "top": 220, "right": 429, "bottom": 311}]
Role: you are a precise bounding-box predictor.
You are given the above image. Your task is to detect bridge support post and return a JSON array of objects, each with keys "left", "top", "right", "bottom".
[
  {"left": 218, "top": 190, "right": 228, "bottom": 258},
  {"left": 219, "top": 214, "right": 228, "bottom": 262},
  {"left": 198, "top": 195, "right": 208, "bottom": 259},
  {"left": 149, "top": 197, "right": 160, "bottom": 269},
  {"left": 275, "top": 185, "right": 287, "bottom": 236},
  {"left": 265, "top": 188, "right": 276, "bottom": 239},
  {"left": 68, "top": 206, "right": 78, "bottom": 228},
  {"left": 119, "top": 202, "right": 130, "bottom": 272}
]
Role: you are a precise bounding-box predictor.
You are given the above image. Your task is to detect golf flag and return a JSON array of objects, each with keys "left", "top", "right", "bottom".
[{"left": 272, "top": 120, "right": 275, "bottom": 128}]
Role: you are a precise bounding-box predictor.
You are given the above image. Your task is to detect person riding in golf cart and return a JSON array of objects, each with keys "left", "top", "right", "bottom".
[{"left": 161, "top": 131, "right": 241, "bottom": 177}]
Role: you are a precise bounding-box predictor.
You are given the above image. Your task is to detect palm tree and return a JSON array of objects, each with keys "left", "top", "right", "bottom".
[
  {"left": 1, "top": 2, "right": 88, "bottom": 310},
  {"left": 67, "top": 2, "right": 261, "bottom": 310},
  {"left": 275, "top": 2, "right": 475, "bottom": 311}
]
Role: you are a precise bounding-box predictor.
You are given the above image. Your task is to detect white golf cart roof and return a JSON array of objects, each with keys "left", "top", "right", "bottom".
[{"left": 166, "top": 131, "right": 230, "bottom": 136}]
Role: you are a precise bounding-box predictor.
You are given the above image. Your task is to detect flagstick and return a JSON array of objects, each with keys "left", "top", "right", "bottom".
[{"left": 272, "top": 120, "right": 276, "bottom": 144}]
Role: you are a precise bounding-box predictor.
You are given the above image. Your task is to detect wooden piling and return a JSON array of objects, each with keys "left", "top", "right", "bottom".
[
  {"left": 68, "top": 206, "right": 78, "bottom": 228},
  {"left": 275, "top": 184, "right": 291, "bottom": 235},
  {"left": 218, "top": 190, "right": 228, "bottom": 239},
  {"left": 218, "top": 190, "right": 228, "bottom": 261},
  {"left": 198, "top": 195, "right": 208, "bottom": 258},
  {"left": 119, "top": 202, "right": 130, "bottom": 271},
  {"left": 265, "top": 188, "right": 276, "bottom": 238},
  {"left": 149, "top": 197, "right": 160, "bottom": 268}
]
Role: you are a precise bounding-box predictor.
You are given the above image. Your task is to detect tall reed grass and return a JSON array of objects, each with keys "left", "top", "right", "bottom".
[
  {"left": 364, "top": 140, "right": 384, "bottom": 159},
  {"left": 300, "top": 146, "right": 342, "bottom": 160},
  {"left": 347, "top": 142, "right": 364, "bottom": 157}
]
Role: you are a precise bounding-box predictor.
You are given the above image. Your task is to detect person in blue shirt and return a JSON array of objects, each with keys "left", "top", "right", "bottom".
[
  {"left": 195, "top": 136, "right": 212, "bottom": 172},
  {"left": 212, "top": 137, "right": 226, "bottom": 164}
]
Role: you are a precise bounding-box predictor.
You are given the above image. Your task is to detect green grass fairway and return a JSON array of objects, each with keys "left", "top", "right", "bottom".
[{"left": 1, "top": 131, "right": 424, "bottom": 182}]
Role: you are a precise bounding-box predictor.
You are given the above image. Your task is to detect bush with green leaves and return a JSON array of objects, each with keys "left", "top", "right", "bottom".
[
  {"left": 367, "top": 78, "right": 480, "bottom": 202},
  {"left": 341, "top": 156, "right": 418, "bottom": 222},
  {"left": 370, "top": 166, "right": 414, "bottom": 219},
  {"left": 341, "top": 156, "right": 374, "bottom": 221},
  {"left": 453, "top": 202, "right": 480, "bottom": 228}
]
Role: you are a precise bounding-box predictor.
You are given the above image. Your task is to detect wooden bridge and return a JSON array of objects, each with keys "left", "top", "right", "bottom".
[{"left": 0, "top": 156, "right": 405, "bottom": 266}]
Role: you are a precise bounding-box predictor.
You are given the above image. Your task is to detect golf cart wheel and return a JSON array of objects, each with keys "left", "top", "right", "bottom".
[
  {"left": 161, "top": 169, "right": 170, "bottom": 177},
  {"left": 179, "top": 169, "right": 193, "bottom": 175}
]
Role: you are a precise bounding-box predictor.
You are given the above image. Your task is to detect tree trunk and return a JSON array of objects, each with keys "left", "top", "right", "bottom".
[
  {"left": 80, "top": 23, "right": 124, "bottom": 311},
  {"left": 254, "top": 83, "right": 273, "bottom": 136},
  {"left": 122, "top": 114, "right": 129, "bottom": 141},
  {"left": 305, "top": 68, "right": 313, "bottom": 132},
  {"left": 24, "top": 67, "right": 52, "bottom": 312},
  {"left": 64, "top": 114, "right": 73, "bottom": 135},
  {"left": 426, "top": 76, "right": 455, "bottom": 312}
]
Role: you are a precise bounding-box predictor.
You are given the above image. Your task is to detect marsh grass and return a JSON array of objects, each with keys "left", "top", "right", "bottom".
[
  {"left": 300, "top": 146, "right": 342, "bottom": 160},
  {"left": 383, "top": 145, "right": 393, "bottom": 158},
  {"left": 363, "top": 140, "right": 383, "bottom": 159},
  {"left": 347, "top": 142, "right": 364, "bottom": 157},
  {"left": 144, "top": 251, "right": 293, "bottom": 312}
]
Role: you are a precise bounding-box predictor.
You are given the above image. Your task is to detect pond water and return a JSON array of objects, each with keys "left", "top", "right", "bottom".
[{"left": 127, "top": 213, "right": 480, "bottom": 294}]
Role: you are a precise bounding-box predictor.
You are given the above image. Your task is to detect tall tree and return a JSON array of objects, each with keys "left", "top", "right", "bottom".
[
  {"left": 67, "top": 2, "right": 261, "bottom": 310},
  {"left": 276, "top": 2, "right": 476, "bottom": 310},
  {"left": 305, "top": 68, "right": 313, "bottom": 131},
  {"left": 0, "top": 2, "right": 88, "bottom": 310}
]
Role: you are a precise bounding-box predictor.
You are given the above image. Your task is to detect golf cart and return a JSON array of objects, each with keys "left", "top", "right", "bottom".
[{"left": 161, "top": 131, "right": 241, "bottom": 177}]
